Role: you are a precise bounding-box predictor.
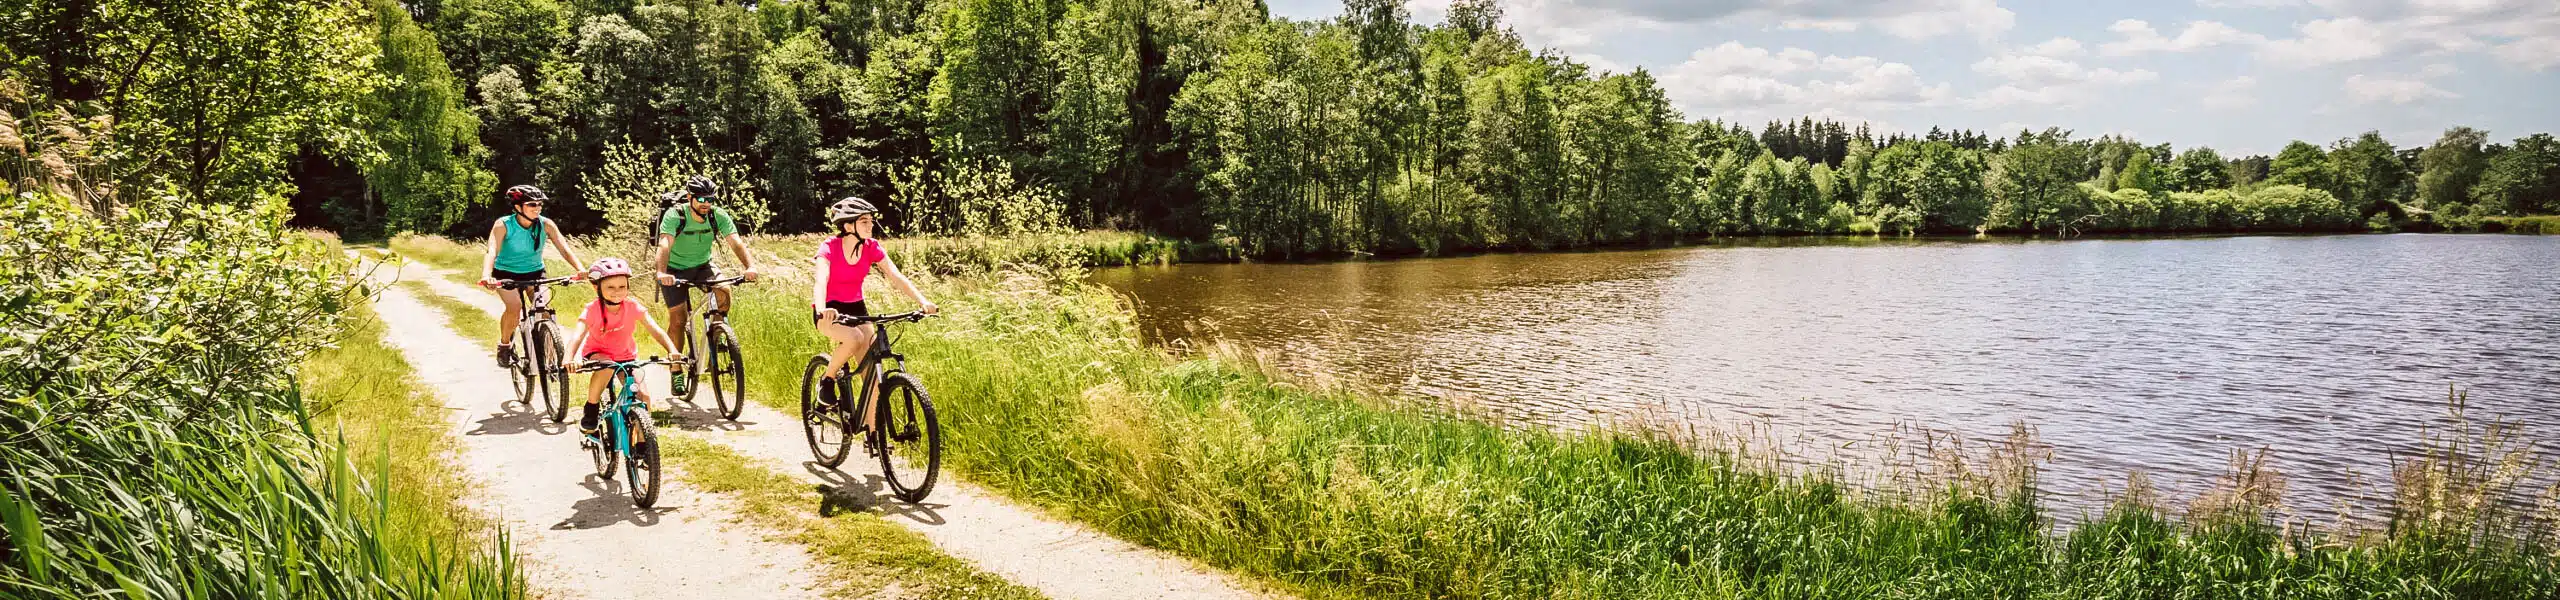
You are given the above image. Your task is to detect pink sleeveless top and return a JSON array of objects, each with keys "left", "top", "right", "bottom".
[{"left": 819, "top": 236, "right": 885, "bottom": 303}]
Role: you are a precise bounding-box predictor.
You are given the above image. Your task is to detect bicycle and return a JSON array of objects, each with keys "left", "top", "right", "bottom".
[
  {"left": 501, "top": 276, "right": 579, "bottom": 423},
  {"left": 800, "top": 311, "right": 942, "bottom": 503},
  {"left": 666, "top": 276, "right": 750, "bottom": 421},
  {"left": 573, "top": 356, "right": 686, "bottom": 509}
]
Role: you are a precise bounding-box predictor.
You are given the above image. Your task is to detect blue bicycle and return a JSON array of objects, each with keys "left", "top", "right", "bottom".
[{"left": 574, "top": 356, "right": 686, "bottom": 508}]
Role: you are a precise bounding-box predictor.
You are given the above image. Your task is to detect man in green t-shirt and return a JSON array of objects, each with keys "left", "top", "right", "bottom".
[{"left": 653, "top": 175, "right": 760, "bottom": 395}]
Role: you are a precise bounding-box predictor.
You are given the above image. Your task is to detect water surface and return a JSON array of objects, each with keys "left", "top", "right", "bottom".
[{"left": 1091, "top": 234, "right": 2560, "bottom": 514}]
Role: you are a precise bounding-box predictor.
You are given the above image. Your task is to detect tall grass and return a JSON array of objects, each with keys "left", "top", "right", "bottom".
[
  {"left": 1, "top": 196, "right": 519, "bottom": 598},
  {"left": 390, "top": 233, "right": 2560, "bottom": 599}
]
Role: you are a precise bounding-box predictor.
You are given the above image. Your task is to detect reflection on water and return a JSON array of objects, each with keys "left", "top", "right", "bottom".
[{"left": 1090, "top": 234, "right": 2560, "bottom": 514}]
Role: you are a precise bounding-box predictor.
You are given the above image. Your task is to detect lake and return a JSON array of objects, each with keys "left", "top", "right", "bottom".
[{"left": 1090, "top": 234, "right": 2560, "bottom": 516}]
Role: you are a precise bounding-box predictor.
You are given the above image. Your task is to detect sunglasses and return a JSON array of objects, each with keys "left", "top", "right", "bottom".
[
  {"left": 519, "top": 202, "right": 544, "bottom": 208},
  {"left": 693, "top": 195, "right": 717, "bottom": 203}
]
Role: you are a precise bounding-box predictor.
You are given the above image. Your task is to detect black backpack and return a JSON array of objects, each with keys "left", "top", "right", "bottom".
[{"left": 644, "top": 191, "right": 684, "bottom": 247}]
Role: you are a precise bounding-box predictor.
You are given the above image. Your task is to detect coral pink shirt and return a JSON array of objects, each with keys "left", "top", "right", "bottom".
[{"left": 579, "top": 299, "right": 645, "bottom": 362}]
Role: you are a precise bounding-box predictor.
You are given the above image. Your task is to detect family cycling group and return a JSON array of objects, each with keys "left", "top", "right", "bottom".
[{"left": 472, "top": 175, "right": 943, "bottom": 506}]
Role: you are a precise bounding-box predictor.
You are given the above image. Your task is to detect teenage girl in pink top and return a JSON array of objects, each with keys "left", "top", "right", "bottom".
[
  {"left": 567, "top": 257, "right": 682, "bottom": 441},
  {"left": 811, "top": 198, "right": 939, "bottom": 421}
]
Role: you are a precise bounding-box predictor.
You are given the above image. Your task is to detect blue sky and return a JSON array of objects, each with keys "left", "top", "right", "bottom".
[{"left": 1263, "top": 0, "right": 2560, "bottom": 156}]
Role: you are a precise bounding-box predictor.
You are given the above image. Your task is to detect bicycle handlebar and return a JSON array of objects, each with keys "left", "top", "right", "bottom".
[
  {"left": 669, "top": 276, "right": 749, "bottom": 288},
  {"left": 499, "top": 276, "right": 578, "bottom": 290},
  {"left": 830, "top": 311, "right": 933, "bottom": 326},
  {"left": 573, "top": 356, "right": 691, "bottom": 373}
]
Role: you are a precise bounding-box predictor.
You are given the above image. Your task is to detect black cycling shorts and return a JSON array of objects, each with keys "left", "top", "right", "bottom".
[
  {"left": 813, "top": 300, "right": 867, "bottom": 325},
  {"left": 490, "top": 268, "right": 545, "bottom": 282},
  {"left": 658, "top": 264, "right": 718, "bottom": 307}
]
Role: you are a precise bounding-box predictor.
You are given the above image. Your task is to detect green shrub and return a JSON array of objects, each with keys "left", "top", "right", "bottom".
[{"left": 0, "top": 194, "right": 519, "bottom": 597}]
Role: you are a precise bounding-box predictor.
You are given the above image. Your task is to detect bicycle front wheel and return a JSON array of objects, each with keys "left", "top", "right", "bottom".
[
  {"left": 534, "top": 320, "right": 571, "bottom": 423},
  {"left": 800, "top": 356, "right": 854, "bottom": 467},
  {"left": 707, "top": 323, "right": 745, "bottom": 421},
  {"left": 875, "top": 372, "right": 941, "bottom": 503},
  {"left": 678, "top": 317, "right": 707, "bottom": 402},
  {"left": 627, "top": 407, "right": 662, "bottom": 508}
]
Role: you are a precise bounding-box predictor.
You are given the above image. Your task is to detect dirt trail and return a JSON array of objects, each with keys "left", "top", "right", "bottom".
[
  {"left": 387, "top": 256, "right": 1275, "bottom": 600},
  {"left": 358, "top": 256, "right": 825, "bottom": 599}
]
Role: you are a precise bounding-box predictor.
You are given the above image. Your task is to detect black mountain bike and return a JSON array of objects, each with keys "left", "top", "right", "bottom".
[
  {"left": 667, "top": 276, "right": 749, "bottom": 420},
  {"left": 503, "top": 276, "right": 579, "bottom": 423},
  {"left": 800, "top": 311, "right": 942, "bottom": 503}
]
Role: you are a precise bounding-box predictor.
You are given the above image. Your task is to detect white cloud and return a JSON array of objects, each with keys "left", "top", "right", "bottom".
[
  {"left": 1965, "top": 43, "right": 2160, "bottom": 108},
  {"left": 2200, "top": 76, "right": 2260, "bottom": 109},
  {"left": 2342, "top": 73, "right": 2460, "bottom": 104},
  {"left": 2197, "top": 0, "right": 2304, "bottom": 7},
  {"left": 2254, "top": 1, "right": 2560, "bottom": 69},
  {"left": 2022, "top": 37, "right": 2085, "bottom": 57},
  {"left": 1551, "top": 0, "right": 2016, "bottom": 40},
  {"left": 1659, "top": 42, "right": 1952, "bottom": 122},
  {"left": 2101, "top": 19, "right": 2267, "bottom": 56}
]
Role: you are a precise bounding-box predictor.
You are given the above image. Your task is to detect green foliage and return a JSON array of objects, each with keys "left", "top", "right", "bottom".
[
  {"left": 2470, "top": 133, "right": 2560, "bottom": 217},
  {"left": 0, "top": 194, "right": 519, "bottom": 597},
  {"left": 581, "top": 140, "right": 772, "bottom": 240},
  {"left": 891, "top": 155, "right": 1070, "bottom": 237},
  {"left": 362, "top": 0, "right": 496, "bottom": 236},
  {"left": 2115, "top": 148, "right": 2160, "bottom": 193},
  {"left": 0, "top": 0, "right": 382, "bottom": 201},
  {"left": 1988, "top": 129, "right": 2096, "bottom": 234}
]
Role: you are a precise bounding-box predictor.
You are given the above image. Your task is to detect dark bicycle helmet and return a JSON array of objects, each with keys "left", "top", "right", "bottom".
[
  {"left": 684, "top": 175, "right": 719, "bottom": 199},
  {"left": 505, "top": 184, "right": 548, "bottom": 205},
  {"left": 827, "top": 197, "right": 879, "bottom": 226}
]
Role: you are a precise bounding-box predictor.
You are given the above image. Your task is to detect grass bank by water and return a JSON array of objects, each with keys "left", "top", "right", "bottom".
[
  {"left": 2480, "top": 215, "right": 2560, "bottom": 234},
  {"left": 392, "top": 233, "right": 2560, "bottom": 599}
]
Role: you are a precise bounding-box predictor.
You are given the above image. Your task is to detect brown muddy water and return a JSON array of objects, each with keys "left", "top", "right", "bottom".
[{"left": 1090, "top": 234, "right": 2560, "bottom": 516}]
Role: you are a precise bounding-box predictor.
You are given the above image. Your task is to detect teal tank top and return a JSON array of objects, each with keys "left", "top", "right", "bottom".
[{"left": 494, "top": 216, "right": 546, "bottom": 273}]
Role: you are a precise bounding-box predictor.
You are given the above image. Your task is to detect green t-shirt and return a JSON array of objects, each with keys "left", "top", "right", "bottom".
[{"left": 658, "top": 205, "right": 737, "bottom": 269}]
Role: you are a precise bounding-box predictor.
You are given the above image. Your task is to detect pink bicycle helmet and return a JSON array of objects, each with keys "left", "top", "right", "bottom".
[{"left": 586, "top": 257, "right": 634, "bottom": 280}]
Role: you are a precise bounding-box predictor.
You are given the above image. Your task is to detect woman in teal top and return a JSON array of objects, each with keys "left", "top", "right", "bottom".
[{"left": 477, "top": 185, "right": 586, "bottom": 369}]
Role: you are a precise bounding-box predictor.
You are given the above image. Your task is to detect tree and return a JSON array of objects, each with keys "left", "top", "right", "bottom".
[
  {"left": 2266, "top": 141, "right": 2329, "bottom": 192},
  {"left": 2115, "top": 149, "right": 2161, "bottom": 193},
  {"left": 2325, "top": 132, "right": 2408, "bottom": 218},
  {"left": 355, "top": 0, "right": 494, "bottom": 236},
  {"left": 2471, "top": 133, "right": 2560, "bottom": 216},
  {"left": 1989, "top": 128, "right": 2094, "bottom": 234},
  {"left": 2168, "top": 147, "right": 2229, "bottom": 192},
  {"left": 2414, "top": 126, "right": 2489, "bottom": 215}
]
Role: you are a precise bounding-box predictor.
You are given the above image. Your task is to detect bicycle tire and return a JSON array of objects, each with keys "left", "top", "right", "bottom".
[
  {"left": 534, "top": 320, "right": 571, "bottom": 423},
  {"left": 677, "top": 316, "right": 707, "bottom": 402},
  {"left": 509, "top": 328, "right": 534, "bottom": 406},
  {"left": 707, "top": 323, "right": 745, "bottom": 421},
  {"left": 592, "top": 420, "right": 620, "bottom": 481},
  {"left": 875, "top": 372, "right": 941, "bottom": 503},
  {"left": 800, "top": 356, "right": 854, "bottom": 467},
  {"left": 627, "top": 407, "right": 662, "bottom": 508}
]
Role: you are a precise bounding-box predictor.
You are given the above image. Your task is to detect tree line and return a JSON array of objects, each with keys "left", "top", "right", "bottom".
[{"left": 7, "top": 0, "right": 2554, "bottom": 256}]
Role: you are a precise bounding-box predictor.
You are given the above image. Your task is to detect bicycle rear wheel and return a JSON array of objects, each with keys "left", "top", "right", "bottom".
[
  {"left": 874, "top": 372, "right": 941, "bottom": 503},
  {"left": 800, "top": 356, "right": 854, "bottom": 467},
  {"left": 627, "top": 407, "right": 662, "bottom": 508},
  {"left": 534, "top": 320, "right": 571, "bottom": 423},
  {"left": 707, "top": 323, "right": 745, "bottom": 421}
]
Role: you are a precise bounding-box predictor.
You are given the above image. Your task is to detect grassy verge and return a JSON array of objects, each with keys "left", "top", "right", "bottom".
[
  {"left": 305, "top": 264, "right": 525, "bottom": 596},
  {"left": 391, "top": 261, "right": 1044, "bottom": 598},
  {"left": 657, "top": 436, "right": 1048, "bottom": 600},
  {"left": 393, "top": 233, "right": 2560, "bottom": 599},
  {"left": 2479, "top": 215, "right": 2560, "bottom": 234}
]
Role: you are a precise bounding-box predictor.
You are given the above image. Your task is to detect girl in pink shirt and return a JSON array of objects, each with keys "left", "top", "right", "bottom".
[
  {"left": 810, "top": 198, "right": 938, "bottom": 427},
  {"left": 566, "top": 258, "right": 681, "bottom": 439}
]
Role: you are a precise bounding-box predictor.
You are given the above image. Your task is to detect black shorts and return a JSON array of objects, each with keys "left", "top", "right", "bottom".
[
  {"left": 658, "top": 264, "right": 718, "bottom": 307},
  {"left": 813, "top": 300, "right": 867, "bottom": 325},
  {"left": 490, "top": 268, "right": 545, "bottom": 282}
]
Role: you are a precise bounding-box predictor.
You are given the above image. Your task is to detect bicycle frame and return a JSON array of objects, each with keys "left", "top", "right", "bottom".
[{"left": 601, "top": 363, "right": 645, "bottom": 457}]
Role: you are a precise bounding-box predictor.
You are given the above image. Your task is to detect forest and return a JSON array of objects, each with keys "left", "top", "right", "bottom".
[{"left": 15, "top": 0, "right": 2560, "bottom": 257}]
